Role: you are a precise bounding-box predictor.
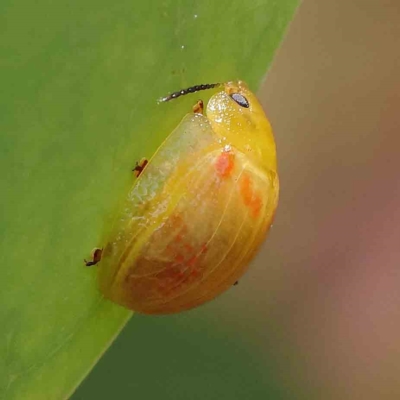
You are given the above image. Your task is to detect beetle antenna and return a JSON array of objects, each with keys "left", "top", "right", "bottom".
[{"left": 160, "top": 83, "right": 221, "bottom": 102}]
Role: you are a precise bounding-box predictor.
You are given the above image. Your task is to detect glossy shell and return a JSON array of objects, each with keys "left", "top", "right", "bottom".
[{"left": 99, "top": 81, "right": 279, "bottom": 314}]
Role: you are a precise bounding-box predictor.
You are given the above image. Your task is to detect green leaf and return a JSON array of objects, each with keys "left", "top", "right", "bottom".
[{"left": 0, "top": 1, "right": 298, "bottom": 398}]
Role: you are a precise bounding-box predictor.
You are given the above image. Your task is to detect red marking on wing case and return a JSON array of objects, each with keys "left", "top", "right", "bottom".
[
  {"left": 215, "top": 151, "right": 235, "bottom": 177},
  {"left": 239, "top": 174, "right": 263, "bottom": 218},
  {"left": 174, "top": 253, "right": 185, "bottom": 263},
  {"left": 240, "top": 174, "right": 253, "bottom": 205},
  {"left": 250, "top": 194, "right": 262, "bottom": 218},
  {"left": 156, "top": 240, "right": 209, "bottom": 298}
]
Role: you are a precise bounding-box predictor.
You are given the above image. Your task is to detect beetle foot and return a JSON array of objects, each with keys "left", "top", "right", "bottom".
[
  {"left": 84, "top": 248, "right": 103, "bottom": 267},
  {"left": 133, "top": 158, "right": 148, "bottom": 177},
  {"left": 192, "top": 100, "right": 204, "bottom": 115}
]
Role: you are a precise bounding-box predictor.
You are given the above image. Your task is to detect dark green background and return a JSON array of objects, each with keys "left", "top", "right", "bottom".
[{"left": 74, "top": 309, "right": 291, "bottom": 399}]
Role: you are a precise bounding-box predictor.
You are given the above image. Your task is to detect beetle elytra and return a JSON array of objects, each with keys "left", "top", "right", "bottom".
[{"left": 86, "top": 81, "right": 279, "bottom": 314}]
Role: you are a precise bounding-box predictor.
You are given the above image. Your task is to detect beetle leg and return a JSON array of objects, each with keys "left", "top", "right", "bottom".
[
  {"left": 192, "top": 100, "right": 204, "bottom": 115},
  {"left": 84, "top": 248, "right": 103, "bottom": 267},
  {"left": 233, "top": 280, "right": 239, "bottom": 286},
  {"left": 132, "top": 158, "right": 148, "bottom": 177}
]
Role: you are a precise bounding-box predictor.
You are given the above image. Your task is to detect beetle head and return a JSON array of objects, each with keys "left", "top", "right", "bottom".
[{"left": 207, "top": 81, "right": 277, "bottom": 171}]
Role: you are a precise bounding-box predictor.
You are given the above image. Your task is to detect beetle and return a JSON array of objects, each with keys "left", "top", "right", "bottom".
[
  {"left": 86, "top": 81, "right": 279, "bottom": 314},
  {"left": 84, "top": 248, "right": 103, "bottom": 267}
]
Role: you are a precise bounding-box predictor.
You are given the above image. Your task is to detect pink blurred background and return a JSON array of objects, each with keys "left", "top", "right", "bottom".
[{"left": 237, "top": 0, "right": 400, "bottom": 398}]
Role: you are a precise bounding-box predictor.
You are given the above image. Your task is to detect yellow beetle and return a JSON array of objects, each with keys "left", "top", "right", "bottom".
[{"left": 87, "top": 81, "right": 279, "bottom": 314}]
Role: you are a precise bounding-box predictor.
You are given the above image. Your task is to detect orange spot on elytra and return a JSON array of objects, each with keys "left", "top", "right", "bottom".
[
  {"left": 240, "top": 174, "right": 253, "bottom": 206},
  {"left": 177, "top": 271, "right": 185, "bottom": 278},
  {"left": 165, "top": 243, "right": 176, "bottom": 257},
  {"left": 169, "top": 214, "right": 184, "bottom": 229},
  {"left": 187, "top": 256, "right": 197, "bottom": 267},
  {"left": 250, "top": 194, "right": 262, "bottom": 218},
  {"left": 215, "top": 151, "right": 235, "bottom": 177},
  {"left": 157, "top": 240, "right": 209, "bottom": 298},
  {"left": 184, "top": 243, "right": 194, "bottom": 253},
  {"left": 174, "top": 253, "right": 184, "bottom": 264},
  {"left": 239, "top": 174, "right": 263, "bottom": 218}
]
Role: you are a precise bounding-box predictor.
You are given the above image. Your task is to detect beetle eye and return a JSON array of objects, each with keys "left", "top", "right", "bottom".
[{"left": 230, "top": 93, "right": 250, "bottom": 108}]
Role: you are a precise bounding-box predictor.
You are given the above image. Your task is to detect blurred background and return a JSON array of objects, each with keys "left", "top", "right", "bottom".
[{"left": 73, "top": 0, "right": 400, "bottom": 398}]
